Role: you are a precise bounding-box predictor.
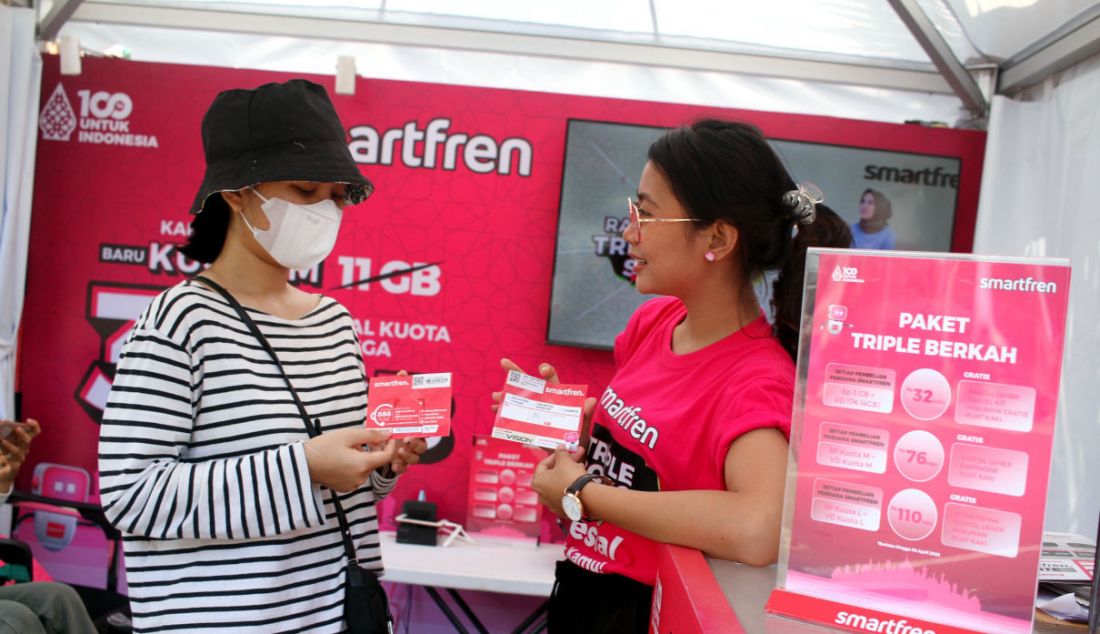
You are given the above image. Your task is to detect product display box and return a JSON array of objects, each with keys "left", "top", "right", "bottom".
[
  {"left": 466, "top": 435, "right": 545, "bottom": 544},
  {"left": 769, "top": 249, "right": 1072, "bottom": 634}
]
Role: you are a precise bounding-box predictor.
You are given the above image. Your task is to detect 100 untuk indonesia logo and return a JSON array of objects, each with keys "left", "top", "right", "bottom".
[
  {"left": 40, "top": 83, "right": 536, "bottom": 176},
  {"left": 23, "top": 85, "right": 565, "bottom": 156},
  {"left": 39, "top": 84, "right": 160, "bottom": 148}
]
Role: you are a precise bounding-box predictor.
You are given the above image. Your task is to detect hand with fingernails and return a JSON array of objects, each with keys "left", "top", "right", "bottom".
[
  {"left": 0, "top": 418, "right": 41, "bottom": 493},
  {"left": 304, "top": 427, "right": 396, "bottom": 492},
  {"left": 490, "top": 358, "right": 597, "bottom": 430},
  {"left": 385, "top": 369, "right": 429, "bottom": 475},
  {"left": 533, "top": 448, "right": 588, "bottom": 518},
  {"left": 490, "top": 359, "right": 596, "bottom": 518},
  {"left": 389, "top": 437, "right": 428, "bottom": 475}
]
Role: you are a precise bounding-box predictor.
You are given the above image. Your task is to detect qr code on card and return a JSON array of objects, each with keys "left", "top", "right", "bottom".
[{"left": 413, "top": 373, "right": 452, "bottom": 388}]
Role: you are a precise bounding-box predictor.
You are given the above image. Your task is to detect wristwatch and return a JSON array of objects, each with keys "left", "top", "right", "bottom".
[{"left": 561, "top": 473, "right": 612, "bottom": 522}]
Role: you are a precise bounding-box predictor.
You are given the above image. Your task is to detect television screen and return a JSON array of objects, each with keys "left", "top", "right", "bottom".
[{"left": 547, "top": 119, "right": 965, "bottom": 350}]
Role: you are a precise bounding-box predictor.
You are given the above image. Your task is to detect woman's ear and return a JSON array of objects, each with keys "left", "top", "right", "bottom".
[
  {"left": 225, "top": 188, "right": 272, "bottom": 231},
  {"left": 707, "top": 221, "right": 739, "bottom": 261},
  {"left": 220, "top": 189, "right": 246, "bottom": 213}
]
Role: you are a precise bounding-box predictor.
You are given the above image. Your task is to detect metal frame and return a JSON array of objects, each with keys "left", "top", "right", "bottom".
[
  {"left": 30, "top": 1, "right": 1100, "bottom": 125},
  {"left": 38, "top": 0, "right": 85, "bottom": 41},
  {"left": 887, "top": 0, "right": 987, "bottom": 116},
  {"left": 422, "top": 586, "right": 547, "bottom": 634},
  {"left": 65, "top": 1, "right": 954, "bottom": 95},
  {"left": 998, "top": 3, "right": 1100, "bottom": 95}
]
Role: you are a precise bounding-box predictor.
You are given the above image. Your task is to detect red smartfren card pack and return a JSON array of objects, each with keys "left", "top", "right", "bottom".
[
  {"left": 366, "top": 373, "right": 452, "bottom": 438},
  {"left": 491, "top": 370, "right": 586, "bottom": 450}
]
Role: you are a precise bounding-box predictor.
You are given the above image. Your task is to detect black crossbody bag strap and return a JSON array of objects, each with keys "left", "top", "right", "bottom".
[{"left": 191, "top": 276, "right": 362, "bottom": 566}]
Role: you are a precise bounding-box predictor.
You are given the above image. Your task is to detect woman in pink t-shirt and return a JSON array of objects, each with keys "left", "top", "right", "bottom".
[{"left": 496, "top": 119, "right": 852, "bottom": 633}]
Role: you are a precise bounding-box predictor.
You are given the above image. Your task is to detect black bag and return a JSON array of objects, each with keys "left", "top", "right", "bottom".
[
  {"left": 346, "top": 563, "right": 392, "bottom": 634},
  {"left": 193, "top": 276, "right": 393, "bottom": 634}
]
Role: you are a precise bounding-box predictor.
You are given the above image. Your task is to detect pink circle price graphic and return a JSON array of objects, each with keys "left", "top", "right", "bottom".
[
  {"left": 887, "top": 488, "right": 938, "bottom": 541},
  {"left": 893, "top": 430, "right": 945, "bottom": 482},
  {"left": 900, "top": 368, "right": 951, "bottom": 420}
]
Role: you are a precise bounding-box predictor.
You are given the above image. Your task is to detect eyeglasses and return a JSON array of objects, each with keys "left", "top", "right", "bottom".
[{"left": 626, "top": 198, "right": 703, "bottom": 243}]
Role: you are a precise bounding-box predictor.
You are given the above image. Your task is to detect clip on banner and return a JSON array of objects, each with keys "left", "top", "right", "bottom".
[
  {"left": 59, "top": 36, "right": 81, "bottom": 76},
  {"left": 335, "top": 56, "right": 356, "bottom": 95}
]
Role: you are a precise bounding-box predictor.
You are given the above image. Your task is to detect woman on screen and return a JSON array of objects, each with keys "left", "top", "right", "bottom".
[
  {"left": 850, "top": 188, "right": 896, "bottom": 250},
  {"left": 495, "top": 119, "right": 851, "bottom": 633}
]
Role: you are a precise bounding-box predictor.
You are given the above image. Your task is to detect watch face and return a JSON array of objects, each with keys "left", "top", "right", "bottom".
[{"left": 562, "top": 494, "right": 583, "bottom": 522}]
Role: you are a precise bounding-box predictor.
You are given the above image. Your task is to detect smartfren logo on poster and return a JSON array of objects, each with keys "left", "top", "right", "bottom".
[{"left": 39, "top": 83, "right": 159, "bottom": 148}]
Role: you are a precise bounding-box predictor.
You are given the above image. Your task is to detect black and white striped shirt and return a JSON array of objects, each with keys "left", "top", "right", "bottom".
[{"left": 99, "top": 280, "right": 395, "bottom": 633}]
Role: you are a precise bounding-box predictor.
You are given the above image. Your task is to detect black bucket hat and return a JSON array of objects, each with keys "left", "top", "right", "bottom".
[{"left": 189, "top": 78, "right": 373, "bottom": 214}]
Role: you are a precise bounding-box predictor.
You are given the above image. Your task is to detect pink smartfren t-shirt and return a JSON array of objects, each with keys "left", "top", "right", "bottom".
[{"left": 563, "top": 296, "right": 795, "bottom": 585}]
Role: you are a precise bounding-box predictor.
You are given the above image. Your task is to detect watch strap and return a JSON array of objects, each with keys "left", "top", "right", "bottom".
[
  {"left": 564, "top": 473, "right": 611, "bottom": 522},
  {"left": 566, "top": 473, "right": 609, "bottom": 495}
]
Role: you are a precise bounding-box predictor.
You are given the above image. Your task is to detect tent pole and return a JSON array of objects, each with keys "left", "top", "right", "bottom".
[
  {"left": 887, "top": 0, "right": 987, "bottom": 118},
  {"left": 998, "top": 4, "right": 1100, "bottom": 95},
  {"left": 38, "top": 0, "right": 84, "bottom": 41}
]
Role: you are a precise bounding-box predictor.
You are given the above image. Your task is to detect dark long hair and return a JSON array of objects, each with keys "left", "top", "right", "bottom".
[
  {"left": 177, "top": 194, "right": 230, "bottom": 264},
  {"left": 647, "top": 119, "right": 852, "bottom": 358}
]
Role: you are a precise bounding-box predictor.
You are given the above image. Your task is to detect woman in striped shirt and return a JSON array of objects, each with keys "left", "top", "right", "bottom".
[{"left": 99, "top": 79, "right": 425, "bottom": 633}]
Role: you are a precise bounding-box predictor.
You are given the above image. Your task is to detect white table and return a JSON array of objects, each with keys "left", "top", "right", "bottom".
[{"left": 380, "top": 531, "right": 562, "bottom": 633}]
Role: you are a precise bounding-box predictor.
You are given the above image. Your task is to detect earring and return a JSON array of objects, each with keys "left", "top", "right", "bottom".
[{"left": 705, "top": 251, "right": 716, "bottom": 262}]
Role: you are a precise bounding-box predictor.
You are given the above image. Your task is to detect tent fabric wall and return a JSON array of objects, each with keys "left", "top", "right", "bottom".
[
  {"left": 0, "top": 7, "right": 42, "bottom": 420},
  {"left": 58, "top": 22, "right": 969, "bottom": 126},
  {"left": 974, "top": 55, "right": 1100, "bottom": 535}
]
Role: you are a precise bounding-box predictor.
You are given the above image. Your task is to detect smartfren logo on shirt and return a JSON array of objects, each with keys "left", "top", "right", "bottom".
[
  {"left": 39, "top": 83, "right": 159, "bottom": 148},
  {"left": 599, "top": 385, "right": 660, "bottom": 450}
]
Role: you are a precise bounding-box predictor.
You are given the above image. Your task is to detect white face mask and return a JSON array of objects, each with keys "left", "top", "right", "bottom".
[{"left": 241, "top": 187, "right": 344, "bottom": 271}]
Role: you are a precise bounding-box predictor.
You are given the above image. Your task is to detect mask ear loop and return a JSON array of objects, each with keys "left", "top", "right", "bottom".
[{"left": 240, "top": 186, "right": 270, "bottom": 236}]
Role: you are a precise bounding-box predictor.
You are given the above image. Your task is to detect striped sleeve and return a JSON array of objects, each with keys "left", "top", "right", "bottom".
[
  {"left": 99, "top": 326, "right": 326, "bottom": 540},
  {"left": 369, "top": 470, "right": 398, "bottom": 498}
]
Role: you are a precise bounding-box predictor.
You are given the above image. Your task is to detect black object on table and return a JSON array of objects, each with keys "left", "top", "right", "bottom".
[{"left": 396, "top": 499, "right": 439, "bottom": 546}]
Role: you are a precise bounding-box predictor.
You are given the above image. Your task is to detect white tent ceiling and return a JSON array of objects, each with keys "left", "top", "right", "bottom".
[
  {"left": 21, "top": 0, "right": 1100, "bottom": 124},
  {"left": 37, "top": 0, "right": 1098, "bottom": 62}
]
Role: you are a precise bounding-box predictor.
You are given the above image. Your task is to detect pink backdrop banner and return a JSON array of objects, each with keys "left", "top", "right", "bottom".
[
  {"left": 19, "top": 57, "right": 986, "bottom": 585},
  {"left": 776, "top": 250, "right": 1071, "bottom": 633}
]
